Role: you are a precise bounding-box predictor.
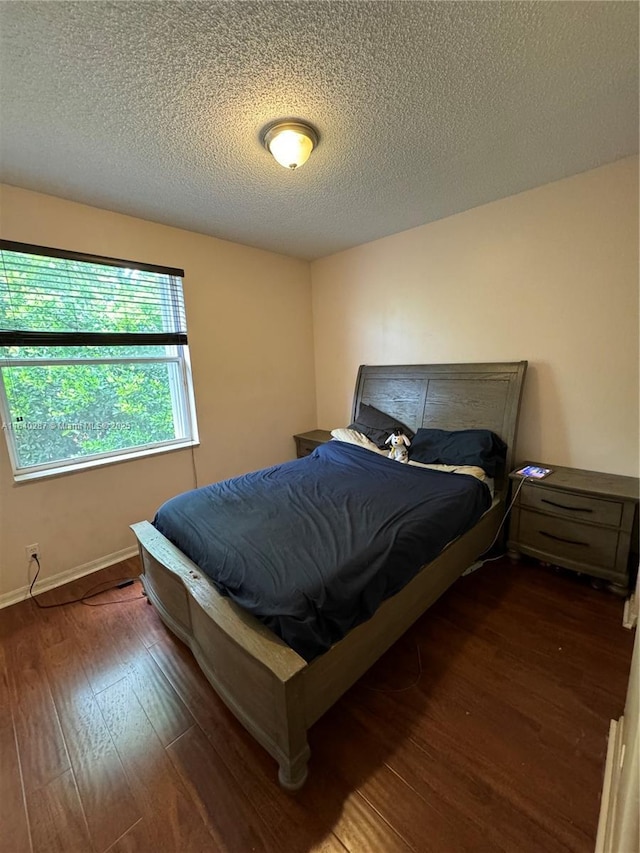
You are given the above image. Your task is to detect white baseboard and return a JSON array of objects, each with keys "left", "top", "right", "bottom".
[
  {"left": 595, "top": 716, "right": 625, "bottom": 853},
  {"left": 0, "top": 546, "right": 139, "bottom": 610},
  {"left": 623, "top": 592, "right": 638, "bottom": 629}
]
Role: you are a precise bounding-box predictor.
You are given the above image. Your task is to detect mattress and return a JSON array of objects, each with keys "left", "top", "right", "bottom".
[{"left": 153, "top": 440, "right": 491, "bottom": 660}]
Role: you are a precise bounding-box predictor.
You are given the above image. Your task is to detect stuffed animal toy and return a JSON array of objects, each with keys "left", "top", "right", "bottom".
[{"left": 385, "top": 429, "right": 411, "bottom": 463}]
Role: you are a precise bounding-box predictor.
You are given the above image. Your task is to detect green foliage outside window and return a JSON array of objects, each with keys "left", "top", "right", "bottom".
[{"left": 1, "top": 252, "right": 183, "bottom": 469}]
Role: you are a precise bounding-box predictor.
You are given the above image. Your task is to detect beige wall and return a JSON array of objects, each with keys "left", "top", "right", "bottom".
[
  {"left": 311, "top": 156, "right": 639, "bottom": 479},
  {"left": 2, "top": 157, "right": 637, "bottom": 599},
  {"left": 0, "top": 185, "right": 316, "bottom": 599}
]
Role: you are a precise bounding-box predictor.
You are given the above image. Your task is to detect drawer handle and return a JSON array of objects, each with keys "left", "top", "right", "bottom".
[
  {"left": 539, "top": 530, "right": 589, "bottom": 547},
  {"left": 541, "top": 498, "right": 593, "bottom": 513}
]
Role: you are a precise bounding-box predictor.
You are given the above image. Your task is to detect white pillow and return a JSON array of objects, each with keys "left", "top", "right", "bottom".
[{"left": 330, "top": 428, "right": 386, "bottom": 454}]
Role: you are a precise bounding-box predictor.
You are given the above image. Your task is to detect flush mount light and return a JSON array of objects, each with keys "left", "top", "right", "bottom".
[{"left": 261, "top": 120, "right": 319, "bottom": 170}]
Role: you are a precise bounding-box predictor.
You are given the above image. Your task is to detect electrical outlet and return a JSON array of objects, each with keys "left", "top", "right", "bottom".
[{"left": 25, "top": 543, "right": 39, "bottom": 561}]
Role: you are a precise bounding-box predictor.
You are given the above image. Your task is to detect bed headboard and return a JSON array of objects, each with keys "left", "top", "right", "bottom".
[{"left": 352, "top": 361, "right": 527, "bottom": 495}]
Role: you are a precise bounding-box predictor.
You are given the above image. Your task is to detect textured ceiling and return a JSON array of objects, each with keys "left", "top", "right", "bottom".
[{"left": 0, "top": 1, "right": 637, "bottom": 260}]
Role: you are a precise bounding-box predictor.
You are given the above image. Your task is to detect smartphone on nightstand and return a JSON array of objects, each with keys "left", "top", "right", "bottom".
[{"left": 514, "top": 465, "right": 553, "bottom": 479}]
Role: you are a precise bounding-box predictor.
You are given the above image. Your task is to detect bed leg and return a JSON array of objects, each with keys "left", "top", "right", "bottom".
[
  {"left": 139, "top": 573, "right": 153, "bottom": 604},
  {"left": 273, "top": 672, "right": 311, "bottom": 790},
  {"left": 277, "top": 744, "right": 310, "bottom": 791}
]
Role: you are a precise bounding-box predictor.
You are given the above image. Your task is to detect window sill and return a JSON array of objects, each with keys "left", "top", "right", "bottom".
[{"left": 12, "top": 439, "right": 200, "bottom": 484}]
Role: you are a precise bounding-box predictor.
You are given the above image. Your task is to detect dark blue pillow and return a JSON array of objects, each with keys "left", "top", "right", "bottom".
[
  {"left": 408, "top": 428, "right": 506, "bottom": 477},
  {"left": 348, "top": 403, "right": 414, "bottom": 450}
]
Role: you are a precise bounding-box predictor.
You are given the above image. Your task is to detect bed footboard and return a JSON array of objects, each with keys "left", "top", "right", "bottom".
[{"left": 131, "top": 521, "right": 311, "bottom": 789}]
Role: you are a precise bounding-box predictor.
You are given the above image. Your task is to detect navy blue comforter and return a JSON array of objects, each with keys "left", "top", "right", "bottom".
[{"left": 153, "top": 441, "right": 490, "bottom": 661}]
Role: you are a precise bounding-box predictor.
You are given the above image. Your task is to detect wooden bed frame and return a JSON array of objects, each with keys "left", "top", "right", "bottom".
[{"left": 131, "top": 361, "right": 527, "bottom": 789}]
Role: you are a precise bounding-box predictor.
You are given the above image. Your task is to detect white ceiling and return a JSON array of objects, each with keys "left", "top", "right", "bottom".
[{"left": 0, "top": 1, "right": 637, "bottom": 260}]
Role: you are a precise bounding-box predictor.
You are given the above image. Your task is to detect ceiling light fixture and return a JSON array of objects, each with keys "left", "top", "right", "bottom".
[{"left": 261, "top": 120, "right": 319, "bottom": 170}]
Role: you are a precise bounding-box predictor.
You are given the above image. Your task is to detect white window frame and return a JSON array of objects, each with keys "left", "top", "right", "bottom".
[{"left": 0, "top": 244, "right": 199, "bottom": 482}]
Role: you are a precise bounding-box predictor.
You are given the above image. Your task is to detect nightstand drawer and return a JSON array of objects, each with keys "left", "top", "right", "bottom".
[
  {"left": 296, "top": 438, "right": 318, "bottom": 457},
  {"left": 518, "top": 509, "right": 619, "bottom": 570},
  {"left": 520, "top": 484, "right": 623, "bottom": 528}
]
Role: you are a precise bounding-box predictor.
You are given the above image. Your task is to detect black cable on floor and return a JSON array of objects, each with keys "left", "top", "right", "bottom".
[{"left": 29, "top": 555, "right": 144, "bottom": 608}]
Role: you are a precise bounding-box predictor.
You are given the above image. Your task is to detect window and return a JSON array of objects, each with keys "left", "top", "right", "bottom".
[{"left": 0, "top": 240, "right": 198, "bottom": 480}]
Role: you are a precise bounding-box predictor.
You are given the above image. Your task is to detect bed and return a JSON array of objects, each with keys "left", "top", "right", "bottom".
[{"left": 131, "top": 361, "right": 527, "bottom": 789}]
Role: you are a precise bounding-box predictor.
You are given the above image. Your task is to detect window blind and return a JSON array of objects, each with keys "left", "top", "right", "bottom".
[{"left": 0, "top": 240, "right": 187, "bottom": 347}]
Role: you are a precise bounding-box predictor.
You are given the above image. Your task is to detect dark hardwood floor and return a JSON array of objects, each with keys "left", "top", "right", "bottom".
[{"left": 0, "top": 556, "right": 633, "bottom": 853}]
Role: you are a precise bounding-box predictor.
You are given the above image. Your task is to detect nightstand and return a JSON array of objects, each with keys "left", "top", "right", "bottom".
[
  {"left": 293, "top": 429, "right": 332, "bottom": 458},
  {"left": 507, "top": 464, "right": 639, "bottom": 594}
]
